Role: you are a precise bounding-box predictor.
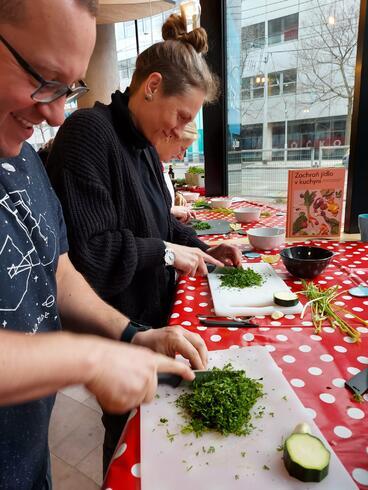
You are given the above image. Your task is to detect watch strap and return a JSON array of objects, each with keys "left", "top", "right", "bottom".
[{"left": 120, "top": 320, "right": 152, "bottom": 343}]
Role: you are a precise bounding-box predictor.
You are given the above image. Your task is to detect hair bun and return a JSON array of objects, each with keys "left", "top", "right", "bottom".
[
  {"left": 181, "top": 28, "right": 208, "bottom": 54},
  {"left": 162, "top": 14, "right": 187, "bottom": 41}
]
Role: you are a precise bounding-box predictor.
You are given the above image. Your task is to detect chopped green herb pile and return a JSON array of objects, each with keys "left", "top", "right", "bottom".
[
  {"left": 218, "top": 267, "right": 264, "bottom": 289},
  {"left": 192, "top": 220, "right": 211, "bottom": 230},
  {"left": 192, "top": 199, "right": 212, "bottom": 209},
  {"left": 175, "top": 363, "right": 264, "bottom": 437}
]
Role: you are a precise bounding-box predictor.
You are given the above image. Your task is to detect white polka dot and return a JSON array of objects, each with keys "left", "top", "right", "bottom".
[
  {"left": 131, "top": 462, "right": 141, "bottom": 478},
  {"left": 270, "top": 321, "right": 282, "bottom": 326},
  {"left": 178, "top": 280, "right": 186, "bottom": 284},
  {"left": 181, "top": 321, "right": 192, "bottom": 326},
  {"left": 177, "top": 289, "right": 184, "bottom": 294},
  {"left": 343, "top": 336, "right": 356, "bottom": 344},
  {"left": 114, "top": 443, "right": 127, "bottom": 459},
  {"left": 200, "top": 292, "right": 208, "bottom": 296},
  {"left": 197, "top": 326, "right": 207, "bottom": 331},
  {"left": 128, "top": 408, "right": 137, "bottom": 421},
  {"left": 185, "top": 296, "right": 194, "bottom": 301},
  {"left": 310, "top": 334, "right": 322, "bottom": 341},
  {"left": 347, "top": 367, "right": 360, "bottom": 375},
  {"left": 322, "top": 327, "right": 335, "bottom": 333},
  {"left": 187, "top": 286, "right": 195, "bottom": 290},
  {"left": 305, "top": 407, "right": 317, "bottom": 419},
  {"left": 347, "top": 407, "right": 365, "bottom": 420},
  {"left": 357, "top": 327, "right": 368, "bottom": 333},
  {"left": 276, "top": 334, "right": 288, "bottom": 342},
  {"left": 291, "top": 327, "right": 302, "bottom": 332},
  {"left": 285, "top": 314, "right": 295, "bottom": 320},
  {"left": 170, "top": 312, "right": 180, "bottom": 319},
  {"left": 255, "top": 315, "right": 265, "bottom": 319},
  {"left": 242, "top": 333, "right": 254, "bottom": 342},
  {"left": 320, "top": 354, "right": 334, "bottom": 363},
  {"left": 334, "top": 345, "right": 347, "bottom": 353},
  {"left": 227, "top": 327, "right": 239, "bottom": 331},
  {"left": 352, "top": 468, "right": 368, "bottom": 486},
  {"left": 174, "top": 300, "right": 182, "bottom": 305},
  {"left": 319, "top": 393, "right": 335, "bottom": 404},
  {"left": 364, "top": 300, "right": 368, "bottom": 305},
  {"left": 357, "top": 356, "right": 368, "bottom": 364},
  {"left": 259, "top": 327, "right": 270, "bottom": 331},
  {"left": 342, "top": 295, "right": 352, "bottom": 300},
  {"left": 293, "top": 280, "right": 302, "bottom": 284},
  {"left": 302, "top": 321, "right": 313, "bottom": 326},
  {"left": 299, "top": 344, "right": 312, "bottom": 353},
  {"left": 334, "top": 301, "right": 345, "bottom": 306},
  {"left": 318, "top": 280, "right": 327, "bottom": 284},
  {"left": 210, "top": 334, "right": 222, "bottom": 342},
  {"left": 290, "top": 378, "right": 305, "bottom": 387},
  {"left": 334, "top": 271, "right": 343, "bottom": 276},
  {"left": 189, "top": 277, "right": 196, "bottom": 282},
  {"left": 343, "top": 280, "right": 352, "bottom": 285},
  {"left": 183, "top": 307, "right": 193, "bottom": 312},
  {"left": 308, "top": 367, "right": 322, "bottom": 376},
  {"left": 265, "top": 344, "right": 276, "bottom": 352},
  {"left": 344, "top": 313, "right": 355, "bottom": 319},
  {"left": 334, "top": 426, "right": 352, "bottom": 439},
  {"left": 229, "top": 344, "right": 240, "bottom": 349},
  {"left": 332, "top": 378, "right": 345, "bottom": 388},
  {"left": 199, "top": 303, "right": 208, "bottom": 307},
  {"left": 352, "top": 307, "right": 364, "bottom": 312},
  {"left": 283, "top": 355, "right": 296, "bottom": 363}
]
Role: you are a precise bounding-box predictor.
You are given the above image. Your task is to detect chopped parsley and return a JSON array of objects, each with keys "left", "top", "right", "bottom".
[
  {"left": 159, "top": 417, "right": 168, "bottom": 424},
  {"left": 353, "top": 393, "right": 365, "bottom": 403},
  {"left": 192, "top": 220, "right": 211, "bottom": 230},
  {"left": 263, "top": 465, "right": 270, "bottom": 471},
  {"left": 176, "top": 363, "right": 264, "bottom": 437},
  {"left": 218, "top": 267, "right": 264, "bottom": 289}
]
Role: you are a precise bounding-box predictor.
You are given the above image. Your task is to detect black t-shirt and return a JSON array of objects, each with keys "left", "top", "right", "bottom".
[{"left": 0, "top": 143, "right": 68, "bottom": 489}]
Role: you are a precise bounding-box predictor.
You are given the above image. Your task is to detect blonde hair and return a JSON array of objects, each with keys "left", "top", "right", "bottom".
[
  {"left": 130, "top": 14, "right": 219, "bottom": 104},
  {"left": 182, "top": 120, "right": 198, "bottom": 142}
]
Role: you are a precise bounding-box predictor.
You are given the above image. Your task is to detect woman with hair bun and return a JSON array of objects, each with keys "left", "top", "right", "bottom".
[{"left": 47, "top": 13, "right": 242, "bottom": 472}]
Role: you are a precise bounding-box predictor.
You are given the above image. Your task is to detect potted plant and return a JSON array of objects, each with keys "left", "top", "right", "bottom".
[{"left": 185, "top": 166, "right": 205, "bottom": 186}]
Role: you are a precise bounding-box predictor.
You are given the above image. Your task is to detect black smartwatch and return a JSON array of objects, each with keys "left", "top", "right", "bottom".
[{"left": 120, "top": 320, "right": 152, "bottom": 343}]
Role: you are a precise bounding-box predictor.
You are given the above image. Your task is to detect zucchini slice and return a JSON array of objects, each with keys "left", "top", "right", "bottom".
[
  {"left": 283, "top": 433, "right": 330, "bottom": 482},
  {"left": 274, "top": 291, "right": 299, "bottom": 307}
]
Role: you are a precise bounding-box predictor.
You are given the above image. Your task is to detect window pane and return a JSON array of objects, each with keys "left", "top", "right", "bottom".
[{"left": 226, "top": 0, "right": 360, "bottom": 200}]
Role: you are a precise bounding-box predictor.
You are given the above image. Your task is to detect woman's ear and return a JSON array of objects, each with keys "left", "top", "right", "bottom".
[{"left": 145, "top": 72, "right": 163, "bottom": 99}]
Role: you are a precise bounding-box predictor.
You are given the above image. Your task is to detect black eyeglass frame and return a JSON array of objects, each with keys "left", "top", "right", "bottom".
[{"left": 0, "top": 34, "right": 89, "bottom": 103}]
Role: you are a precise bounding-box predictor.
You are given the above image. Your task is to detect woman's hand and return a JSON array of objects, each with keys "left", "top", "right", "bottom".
[
  {"left": 206, "top": 243, "right": 242, "bottom": 267},
  {"left": 175, "top": 192, "right": 187, "bottom": 206},
  {"left": 132, "top": 326, "right": 208, "bottom": 370},
  {"left": 165, "top": 242, "right": 224, "bottom": 276},
  {"left": 171, "top": 205, "right": 196, "bottom": 223}
]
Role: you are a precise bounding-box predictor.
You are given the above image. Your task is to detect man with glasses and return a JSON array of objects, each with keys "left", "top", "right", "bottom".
[{"left": 0, "top": 1, "right": 205, "bottom": 488}]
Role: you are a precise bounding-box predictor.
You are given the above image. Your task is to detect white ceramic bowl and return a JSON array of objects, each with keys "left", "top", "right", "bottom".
[
  {"left": 247, "top": 227, "right": 285, "bottom": 251},
  {"left": 210, "top": 198, "right": 233, "bottom": 209},
  {"left": 181, "top": 191, "right": 200, "bottom": 203},
  {"left": 234, "top": 207, "right": 261, "bottom": 223}
]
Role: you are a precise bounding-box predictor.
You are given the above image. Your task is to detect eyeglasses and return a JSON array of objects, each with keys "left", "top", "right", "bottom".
[{"left": 0, "top": 34, "right": 89, "bottom": 103}]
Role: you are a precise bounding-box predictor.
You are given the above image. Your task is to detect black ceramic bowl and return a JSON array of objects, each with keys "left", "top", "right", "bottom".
[{"left": 280, "top": 246, "right": 334, "bottom": 279}]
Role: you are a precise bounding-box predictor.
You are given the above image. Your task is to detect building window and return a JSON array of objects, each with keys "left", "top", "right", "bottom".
[
  {"left": 241, "top": 77, "right": 251, "bottom": 99},
  {"left": 241, "top": 124, "right": 263, "bottom": 150},
  {"left": 241, "top": 22, "right": 265, "bottom": 50},
  {"left": 268, "top": 13, "right": 298, "bottom": 45},
  {"left": 283, "top": 69, "right": 297, "bottom": 94},
  {"left": 268, "top": 72, "right": 281, "bottom": 96},
  {"left": 266, "top": 69, "right": 297, "bottom": 97}
]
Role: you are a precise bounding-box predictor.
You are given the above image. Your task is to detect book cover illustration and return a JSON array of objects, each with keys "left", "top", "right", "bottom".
[{"left": 286, "top": 168, "right": 346, "bottom": 238}]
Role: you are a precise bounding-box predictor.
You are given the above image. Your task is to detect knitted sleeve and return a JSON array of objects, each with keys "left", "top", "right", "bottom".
[
  {"left": 47, "top": 109, "right": 165, "bottom": 299},
  {"left": 170, "top": 217, "right": 210, "bottom": 251}
]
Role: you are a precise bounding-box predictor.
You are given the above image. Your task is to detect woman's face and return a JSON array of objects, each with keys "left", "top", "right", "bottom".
[
  {"left": 156, "top": 136, "right": 193, "bottom": 162},
  {"left": 136, "top": 78, "right": 205, "bottom": 146}
]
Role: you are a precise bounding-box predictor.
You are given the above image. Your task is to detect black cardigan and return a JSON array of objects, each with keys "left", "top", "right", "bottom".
[{"left": 47, "top": 91, "right": 208, "bottom": 326}]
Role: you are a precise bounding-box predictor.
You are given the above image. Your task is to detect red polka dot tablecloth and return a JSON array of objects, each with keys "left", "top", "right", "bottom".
[
  {"left": 103, "top": 239, "right": 368, "bottom": 490},
  {"left": 193, "top": 199, "right": 286, "bottom": 243}
]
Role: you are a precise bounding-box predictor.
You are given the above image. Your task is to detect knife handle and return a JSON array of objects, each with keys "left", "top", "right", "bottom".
[{"left": 157, "top": 373, "right": 182, "bottom": 387}]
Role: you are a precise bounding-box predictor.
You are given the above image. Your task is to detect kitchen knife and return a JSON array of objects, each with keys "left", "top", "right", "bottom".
[
  {"left": 157, "top": 370, "right": 214, "bottom": 388},
  {"left": 200, "top": 319, "right": 259, "bottom": 328}
]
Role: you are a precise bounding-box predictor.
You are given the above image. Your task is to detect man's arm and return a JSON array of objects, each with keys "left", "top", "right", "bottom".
[
  {"left": 0, "top": 330, "right": 194, "bottom": 411},
  {"left": 56, "top": 253, "right": 128, "bottom": 339}
]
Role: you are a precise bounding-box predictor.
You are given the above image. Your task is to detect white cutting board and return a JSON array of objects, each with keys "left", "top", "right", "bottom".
[
  {"left": 208, "top": 263, "right": 303, "bottom": 316},
  {"left": 141, "top": 347, "right": 357, "bottom": 490}
]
